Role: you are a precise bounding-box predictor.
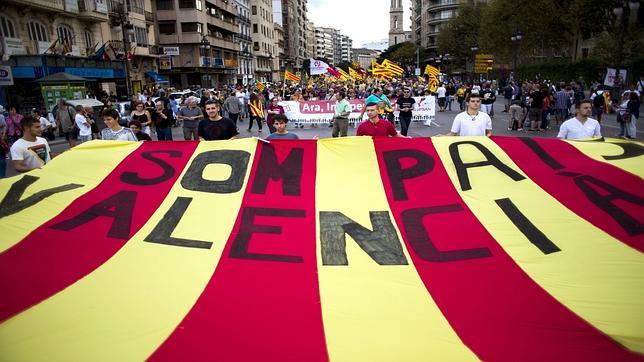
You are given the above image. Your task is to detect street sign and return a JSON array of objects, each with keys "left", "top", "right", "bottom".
[
  {"left": 415, "top": 68, "right": 421, "bottom": 76},
  {"left": 0, "top": 65, "right": 13, "bottom": 86}
]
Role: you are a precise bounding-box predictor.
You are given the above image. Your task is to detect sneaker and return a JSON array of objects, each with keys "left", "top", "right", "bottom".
[
  {"left": 517, "top": 128, "right": 523, "bottom": 131},
  {"left": 507, "top": 127, "right": 512, "bottom": 131}
]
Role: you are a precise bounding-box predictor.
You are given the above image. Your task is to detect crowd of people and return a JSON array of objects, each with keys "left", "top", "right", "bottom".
[{"left": 0, "top": 74, "right": 641, "bottom": 177}]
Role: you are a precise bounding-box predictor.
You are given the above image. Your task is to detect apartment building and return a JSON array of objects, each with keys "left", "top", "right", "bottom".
[
  {"left": 250, "top": 0, "right": 275, "bottom": 82},
  {"left": 155, "top": 0, "right": 240, "bottom": 87},
  {"left": 233, "top": 0, "right": 254, "bottom": 85}
]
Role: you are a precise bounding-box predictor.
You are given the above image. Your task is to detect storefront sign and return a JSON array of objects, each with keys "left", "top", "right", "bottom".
[
  {"left": 0, "top": 65, "right": 14, "bottom": 86},
  {"left": 4, "top": 37, "right": 26, "bottom": 56},
  {"left": 159, "top": 56, "right": 172, "bottom": 70},
  {"left": 163, "top": 47, "right": 179, "bottom": 56}
]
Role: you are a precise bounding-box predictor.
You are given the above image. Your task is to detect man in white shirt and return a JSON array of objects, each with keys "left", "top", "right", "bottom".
[
  {"left": 557, "top": 99, "right": 601, "bottom": 140},
  {"left": 436, "top": 84, "right": 447, "bottom": 112},
  {"left": 10, "top": 116, "right": 51, "bottom": 172},
  {"left": 74, "top": 105, "right": 92, "bottom": 143},
  {"left": 447, "top": 94, "right": 493, "bottom": 136}
]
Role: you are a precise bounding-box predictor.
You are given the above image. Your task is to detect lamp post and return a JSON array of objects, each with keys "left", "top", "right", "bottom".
[
  {"left": 470, "top": 43, "right": 478, "bottom": 82},
  {"left": 613, "top": 0, "right": 640, "bottom": 73},
  {"left": 268, "top": 53, "right": 274, "bottom": 82},
  {"left": 112, "top": 4, "right": 135, "bottom": 99},
  {"left": 199, "top": 35, "right": 211, "bottom": 88},
  {"left": 510, "top": 30, "right": 522, "bottom": 81}
]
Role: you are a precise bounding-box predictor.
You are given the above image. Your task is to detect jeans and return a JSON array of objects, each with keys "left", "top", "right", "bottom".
[
  {"left": 248, "top": 116, "right": 262, "bottom": 131},
  {"left": 0, "top": 157, "right": 6, "bottom": 178},
  {"left": 228, "top": 112, "right": 239, "bottom": 126},
  {"left": 399, "top": 113, "right": 412, "bottom": 136},
  {"left": 183, "top": 126, "right": 198, "bottom": 140},
  {"left": 156, "top": 127, "right": 173, "bottom": 141},
  {"left": 481, "top": 103, "right": 493, "bottom": 115},
  {"left": 446, "top": 96, "right": 453, "bottom": 111}
]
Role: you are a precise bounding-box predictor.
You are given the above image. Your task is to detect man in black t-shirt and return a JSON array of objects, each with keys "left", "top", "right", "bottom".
[
  {"left": 396, "top": 89, "right": 416, "bottom": 136},
  {"left": 198, "top": 100, "right": 239, "bottom": 140},
  {"left": 528, "top": 86, "right": 545, "bottom": 131},
  {"left": 151, "top": 100, "right": 174, "bottom": 140}
]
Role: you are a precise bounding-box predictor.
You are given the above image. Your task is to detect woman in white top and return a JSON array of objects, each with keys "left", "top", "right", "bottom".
[{"left": 100, "top": 108, "right": 137, "bottom": 141}]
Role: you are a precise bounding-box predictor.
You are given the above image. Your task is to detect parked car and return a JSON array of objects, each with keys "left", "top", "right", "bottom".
[{"left": 115, "top": 101, "right": 132, "bottom": 125}]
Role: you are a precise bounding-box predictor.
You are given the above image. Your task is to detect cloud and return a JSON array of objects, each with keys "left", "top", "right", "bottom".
[{"left": 307, "top": 0, "right": 411, "bottom": 48}]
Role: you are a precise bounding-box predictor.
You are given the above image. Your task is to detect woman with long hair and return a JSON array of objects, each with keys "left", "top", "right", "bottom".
[{"left": 130, "top": 100, "right": 153, "bottom": 135}]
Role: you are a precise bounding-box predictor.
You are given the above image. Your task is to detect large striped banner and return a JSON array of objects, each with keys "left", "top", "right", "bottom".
[{"left": 0, "top": 137, "right": 642, "bottom": 361}]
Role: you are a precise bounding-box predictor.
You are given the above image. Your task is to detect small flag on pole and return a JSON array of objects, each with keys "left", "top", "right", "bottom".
[
  {"left": 424, "top": 64, "right": 439, "bottom": 76},
  {"left": 284, "top": 70, "right": 301, "bottom": 82},
  {"left": 256, "top": 82, "right": 266, "bottom": 92}
]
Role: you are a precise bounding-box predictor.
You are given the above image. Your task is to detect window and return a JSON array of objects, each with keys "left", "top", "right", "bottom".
[
  {"left": 128, "top": 0, "right": 145, "bottom": 14},
  {"left": 251, "top": 5, "right": 256, "bottom": 15},
  {"left": 84, "top": 30, "right": 93, "bottom": 49},
  {"left": 158, "top": 22, "right": 176, "bottom": 35},
  {"left": 253, "top": 24, "right": 257, "bottom": 33},
  {"left": 0, "top": 16, "right": 16, "bottom": 38},
  {"left": 57, "top": 24, "right": 75, "bottom": 44},
  {"left": 29, "top": 21, "right": 49, "bottom": 42},
  {"left": 156, "top": 0, "right": 173, "bottom": 10},
  {"left": 135, "top": 26, "right": 148, "bottom": 46},
  {"left": 179, "top": 0, "right": 197, "bottom": 9},
  {"left": 181, "top": 22, "right": 202, "bottom": 33}
]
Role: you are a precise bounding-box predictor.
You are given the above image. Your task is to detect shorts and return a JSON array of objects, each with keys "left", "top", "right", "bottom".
[
  {"left": 79, "top": 134, "right": 91, "bottom": 143},
  {"left": 528, "top": 108, "right": 542, "bottom": 122},
  {"left": 64, "top": 131, "right": 78, "bottom": 141},
  {"left": 438, "top": 97, "right": 446, "bottom": 107}
]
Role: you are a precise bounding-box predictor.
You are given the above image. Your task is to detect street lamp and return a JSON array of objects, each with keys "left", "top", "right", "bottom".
[
  {"left": 199, "top": 35, "right": 211, "bottom": 88},
  {"left": 112, "top": 4, "right": 135, "bottom": 99},
  {"left": 470, "top": 43, "right": 478, "bottom": 82},
  {"left": 613, "top": 0, "right": 640, "bottom": 71},
  {"left": 511, "top": 30, "right": 522, "bottom": 81}
]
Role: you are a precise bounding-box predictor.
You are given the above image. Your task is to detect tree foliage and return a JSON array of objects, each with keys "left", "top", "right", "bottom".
[{"left": 436, "top": 3, "right": 484, "bottom": 69}]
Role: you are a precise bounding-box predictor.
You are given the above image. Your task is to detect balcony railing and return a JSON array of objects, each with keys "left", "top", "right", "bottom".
[{"left": 145, "top": 11, "right": 154, "bottom": 22}]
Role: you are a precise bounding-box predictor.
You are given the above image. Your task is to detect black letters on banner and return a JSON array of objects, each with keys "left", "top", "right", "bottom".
[
  {"left": 602, "top": 141, "right": 644, "bottom": 161},
  {"left": 120, "top": 150, "right": 182, "bottom": 186},
  {"left": 0, "top": 175, "right": 83, "bottom": 218},
  {"left": 145, "top": 197, "right": 212, "bottom": 249},
  {"left": 319, "top": 211, "right": 408, "bottom": 265},
  {"left": 383, "top": 149, "right": 434, "bottom": 201},
  {"left": 181, "top": 150, "right": 250, "bottom": 194},
  {"left": 401, "top": 204, "right": 493, "bottom": 262},
  {"left": 229, "top": 207, "right": 306, "bottom": 263},
  {"left": 50, "top": 190, "right": 137, "bottom": 239},
  {"left": 520, "top": 138, "right": 565, "bottom": 170},
  {"left": 495, "top": 198, "right": 561, "bottom": 254},
  {"left": 558, "top": 172, "right": 644, "bottom": 236},
  {"left": 251, "top": 144, "right": 304, "bottom": 196},
  {"left": 449, "top": 141, "right": 526, "bottom": 191}
]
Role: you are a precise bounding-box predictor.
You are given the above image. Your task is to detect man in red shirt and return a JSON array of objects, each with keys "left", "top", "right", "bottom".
[{"left": 356, "top": 102, "right": 408, "bottom": 138}]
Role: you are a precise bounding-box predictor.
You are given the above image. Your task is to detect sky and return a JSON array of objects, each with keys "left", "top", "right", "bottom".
[{"left": 308, "top": 0, "right": 411, "bottom": 48}]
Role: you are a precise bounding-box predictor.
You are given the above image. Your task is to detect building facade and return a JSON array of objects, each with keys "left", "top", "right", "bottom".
[
  {"left": 155, "top": 0, "right": 240, "bottom": 88},
  {"left": 233, "top": 0, "right": 254, "bottom": 85},
  {"left": 0, "top": 0, "right": 128, "bottom": 109},
  {"left": 272, "top": 0, "right": 307, "bottom": 71},
  {"left": 250, "top": 0, "right": 275, "bottom": 82},
  {"left": 304, "top": 20, "right": 316, "bottom": 59},
  {"left": 351, "top": 47, "right": 380, "bottom": 70},
  {"left": 314, "top": 26, "right": 352, "bottom": 64}
]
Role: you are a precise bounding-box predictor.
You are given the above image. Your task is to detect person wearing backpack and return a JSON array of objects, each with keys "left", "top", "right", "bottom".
[{"left": 590, "top": 85, "right": 605, "bottom": 123}]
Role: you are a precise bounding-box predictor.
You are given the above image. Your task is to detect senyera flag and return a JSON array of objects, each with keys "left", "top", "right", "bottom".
[
  {"left": 0, "top": 137, "right": 642, "bottom": 361},
  {"left": 284, "top": 70, "right": 301, "bottom": 82}
]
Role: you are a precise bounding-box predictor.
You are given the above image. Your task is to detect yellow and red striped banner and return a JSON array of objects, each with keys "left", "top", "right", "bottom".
[{"left": 0, "top": 137, "right": 643, "bottom": 361}]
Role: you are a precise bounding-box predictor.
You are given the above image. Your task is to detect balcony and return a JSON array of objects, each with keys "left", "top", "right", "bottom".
[
  {"left": 427, "top": 0, "right": 460, "bottom": 12},
  {"left": 145, "top": 10, "right": 154, "bottom": 23},
  {"left": 77, "top": 0, "right": 109, "bottom": 21},
  {"left": 10, "top": 0, "right": 64, "bottom": 12}
]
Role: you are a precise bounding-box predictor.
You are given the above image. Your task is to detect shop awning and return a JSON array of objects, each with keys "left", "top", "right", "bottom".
[{"left": 145, "top": 71, "right": 169, "bottom": 83}]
